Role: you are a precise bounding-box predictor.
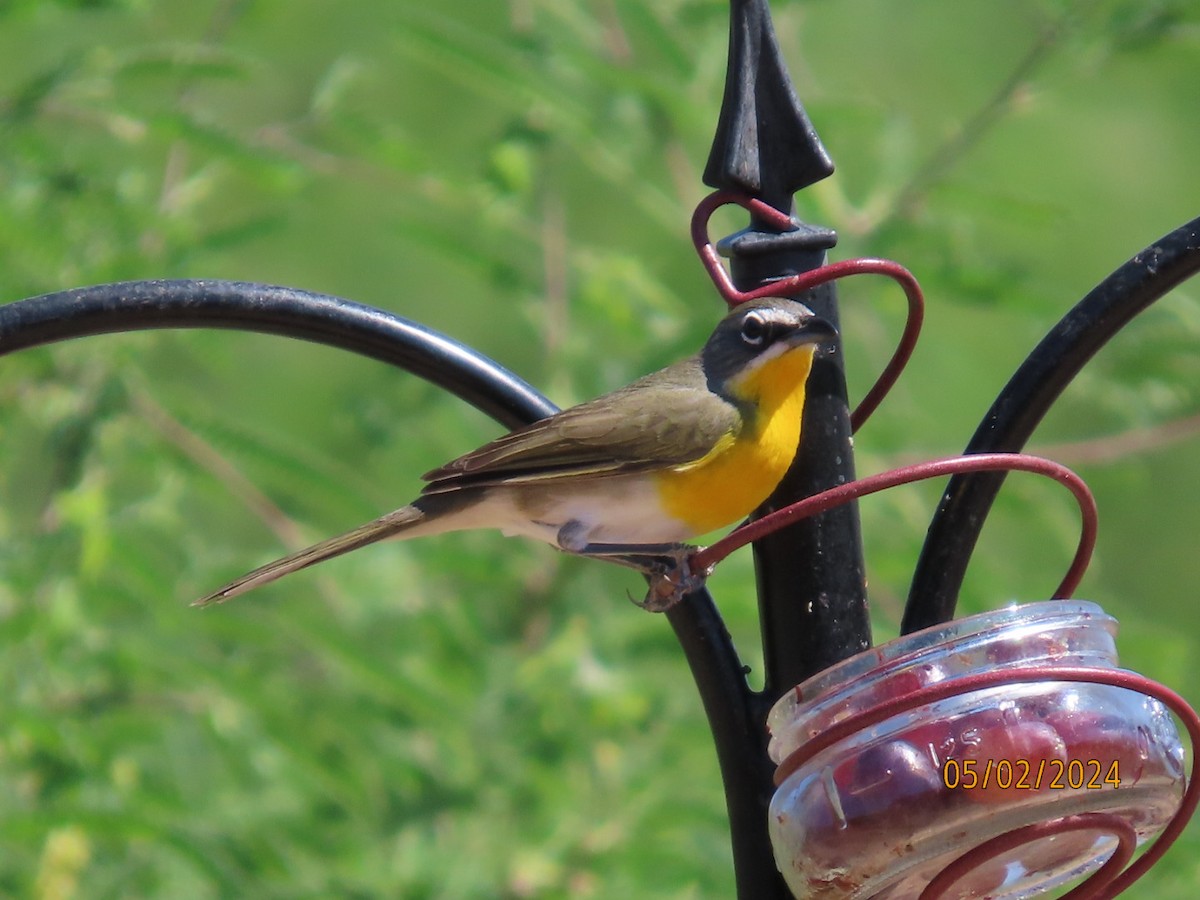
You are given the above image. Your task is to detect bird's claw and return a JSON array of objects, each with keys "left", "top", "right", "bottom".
[
  {"left": 568, "top": 541, "right": 709, "bottom": 612},
  {"left": 636, "top": 550, "right": 711, "bottom": 612}
]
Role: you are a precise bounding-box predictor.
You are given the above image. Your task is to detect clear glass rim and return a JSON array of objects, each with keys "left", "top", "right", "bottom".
[{"left": 772, "top": 600, "right": 1113, "bottom": 720}]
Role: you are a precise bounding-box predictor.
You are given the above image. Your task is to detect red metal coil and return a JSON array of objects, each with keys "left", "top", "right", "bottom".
[{"left": 690, "top": 190, "right": 924, "bottom": 432}]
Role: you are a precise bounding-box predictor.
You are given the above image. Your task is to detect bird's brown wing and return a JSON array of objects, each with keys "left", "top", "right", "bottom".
[{"left": 421, "top": 357, "right": 739, "bottom": 493}]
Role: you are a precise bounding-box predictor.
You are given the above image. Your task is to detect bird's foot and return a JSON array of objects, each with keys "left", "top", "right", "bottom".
[
  {"left": 637, "top": 548, "right": 710, "bottom": 612},
  {"left": 565, "top": 540, "right": 709, "bottom": 612}
]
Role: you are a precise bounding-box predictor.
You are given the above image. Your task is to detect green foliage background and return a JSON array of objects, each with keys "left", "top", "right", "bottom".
[{"left": 2, "top": 0, "right": 1199, "bottom": 896}]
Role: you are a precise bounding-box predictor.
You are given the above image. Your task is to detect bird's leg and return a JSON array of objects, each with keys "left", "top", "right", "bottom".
[{"left": 554, "top": 524, "right": 710, "bottom": 612}]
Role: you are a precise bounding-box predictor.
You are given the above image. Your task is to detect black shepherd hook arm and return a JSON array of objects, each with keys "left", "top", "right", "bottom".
[
  {"left": 0, "top": 279, "right": 555, "bottom": 430},
  {"left": 0, "top": 276, "right": 766, "bottom": 888},
  {"left": 904, "top": 214, "right": 1200, "bottom": 633}
]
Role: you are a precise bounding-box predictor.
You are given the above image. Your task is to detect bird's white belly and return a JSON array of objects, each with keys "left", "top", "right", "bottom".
[{"left": 448, "top": 476, "right": 693, "bottom": 548}]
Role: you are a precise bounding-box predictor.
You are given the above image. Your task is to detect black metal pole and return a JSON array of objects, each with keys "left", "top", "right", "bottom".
[
  {"left": 706, "top": 0, "right": 870, "bottom": 695},
  {"left": 690, "top": 2, "right": 871, "bottom": 896}
]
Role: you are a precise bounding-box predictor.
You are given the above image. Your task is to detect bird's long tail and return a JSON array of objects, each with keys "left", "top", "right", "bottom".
[{"left": 194, "top": 504, "right": 428, "bottom": 607}]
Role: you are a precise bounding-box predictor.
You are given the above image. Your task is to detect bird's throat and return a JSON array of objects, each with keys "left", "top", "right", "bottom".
[{"left": 655, "top": 346, "right": 816, "bottom": 535}]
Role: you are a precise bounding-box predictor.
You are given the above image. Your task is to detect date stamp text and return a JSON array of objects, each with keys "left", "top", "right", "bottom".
[{"left": 942, "top": 758, "right": 1122, "bottom": 791}]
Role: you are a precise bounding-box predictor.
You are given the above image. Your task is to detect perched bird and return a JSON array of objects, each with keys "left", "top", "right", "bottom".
[{"left": 196, "top": 298, "right": 835, "bottom": 607}]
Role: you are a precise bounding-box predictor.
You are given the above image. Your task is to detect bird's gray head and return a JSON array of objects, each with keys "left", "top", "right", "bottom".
[{"left": 700, "top": 299, "right": 837, "bottom": 391}]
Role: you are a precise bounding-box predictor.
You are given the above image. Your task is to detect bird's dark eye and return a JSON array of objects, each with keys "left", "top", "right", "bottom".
[{"left": 740, "top": 313, "right": 768, "bottom": 346}]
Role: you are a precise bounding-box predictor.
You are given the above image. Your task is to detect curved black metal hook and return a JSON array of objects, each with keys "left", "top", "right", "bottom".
[
  {"left": 0, "top": 277, "right": 763, "bottom": 892},
  {"left": 904, "top": 216, "right": 1200, "bottom": 633},
  {"left": 0, "top": 279, "right": 556, "bottom": 429}
]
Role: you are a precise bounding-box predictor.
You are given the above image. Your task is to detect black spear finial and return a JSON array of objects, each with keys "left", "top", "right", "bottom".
[{"left": 704, "top": 0, "right": 834, "bottom": 211}]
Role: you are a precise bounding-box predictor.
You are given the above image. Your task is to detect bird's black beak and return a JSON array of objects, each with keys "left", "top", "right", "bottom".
[{"left": 792, "top": 314, "right": 838, "bottom": 347}]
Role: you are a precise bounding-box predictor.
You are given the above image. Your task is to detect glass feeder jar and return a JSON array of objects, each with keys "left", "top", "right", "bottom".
[{"left": 766, "top": 601, "right": 1187, "bottom": 899}]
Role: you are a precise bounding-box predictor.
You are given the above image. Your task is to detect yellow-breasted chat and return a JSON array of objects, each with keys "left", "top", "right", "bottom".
[{"left": 196, "top": 297, "right": 836, "bottom": 607}]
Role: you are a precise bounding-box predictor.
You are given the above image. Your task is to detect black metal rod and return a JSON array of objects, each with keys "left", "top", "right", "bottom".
[
  {"left": 747, "top": 276, "right": 870, "bottom": 692},
  {"left": 0, "top": 276, "right": 761, "bottom": 888},
  {"left": 664, "top": 591, "right": 782, "bottom": 899},
  {"left": 705, "top": 0, "right": 870, "bottom": 692},
  {"left": 904, "top": 216, "right": 1200, "bottom": 633},
  {"left": 699, "top": 1, "right": 868, "bottom": 895},
  {"left": 0, "top": 279, "right": 556, "bottom": 429}
]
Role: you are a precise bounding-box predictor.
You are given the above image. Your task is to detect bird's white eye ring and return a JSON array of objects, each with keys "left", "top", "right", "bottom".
[{"left": 740, "top": 312, "right": 767, "bottom": 346}]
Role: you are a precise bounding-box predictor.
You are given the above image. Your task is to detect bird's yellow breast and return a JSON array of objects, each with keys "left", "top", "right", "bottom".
[{"left": 654, "top": 346, "right": 816, "bottom": 535}]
